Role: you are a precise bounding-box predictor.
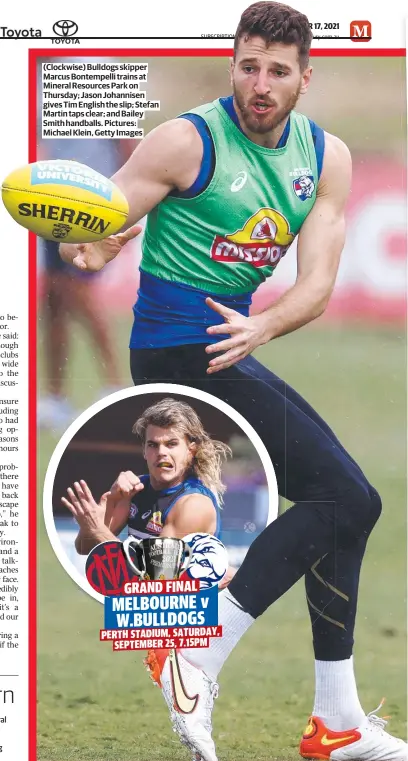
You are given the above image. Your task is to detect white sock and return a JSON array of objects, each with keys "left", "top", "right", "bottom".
[
  {"left": 313, "top": 657, "right": 365, "bottom": 731},
  {"left": 180, "top": 589, "right": 254, "bottom": 682}
]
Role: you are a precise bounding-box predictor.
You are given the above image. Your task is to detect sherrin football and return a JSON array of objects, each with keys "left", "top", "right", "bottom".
[{"left": 1, "top": 159, "right": 129, "bottom": 243}]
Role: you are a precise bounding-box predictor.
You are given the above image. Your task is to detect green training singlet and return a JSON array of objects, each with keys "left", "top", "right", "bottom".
[{"left": 141, "top": 99, "right": 318, "bottom": 296}]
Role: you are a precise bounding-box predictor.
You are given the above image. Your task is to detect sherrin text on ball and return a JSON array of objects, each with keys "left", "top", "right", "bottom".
[{"left": 1, "top": 159, "right": 129, "bottom": 243}]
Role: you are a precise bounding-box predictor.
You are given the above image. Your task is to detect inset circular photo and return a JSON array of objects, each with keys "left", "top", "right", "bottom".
[{"left": 43, "top": 384, "right": 278, "bottom": 602}]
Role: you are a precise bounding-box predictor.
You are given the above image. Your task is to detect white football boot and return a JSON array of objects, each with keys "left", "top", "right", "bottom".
[
  {"left": 145, "top": 648, "right": 219, "bottom": 761},
  {"left": 331, "top": 703, "right": 408, "bottom": 761},
  {"left": 301, "top": 700, "right": 408, "bottom": 760}
]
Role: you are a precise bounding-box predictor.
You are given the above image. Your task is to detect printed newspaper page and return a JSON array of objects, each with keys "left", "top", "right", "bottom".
[{"left": 0, "top": 2, "right": 406, "bottom": 759}]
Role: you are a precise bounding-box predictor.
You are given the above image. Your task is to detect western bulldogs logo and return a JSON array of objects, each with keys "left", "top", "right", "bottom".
[
  {"left": 183, "top": 533, "right": 228, "bottom": 589},
  {"left": 129, "top": 503, "right": 138, "bottom": 519},
  {"left": 293, "top": 174, "right": 315, "bottom": 201}
]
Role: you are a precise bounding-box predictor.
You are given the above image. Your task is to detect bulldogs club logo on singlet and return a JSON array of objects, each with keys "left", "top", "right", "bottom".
[
  {"left": 210, "top": 207, "right": 295, "bottom": 269},
  {"left": 293, "top": 174, "right": 315, "bottom": 201}
]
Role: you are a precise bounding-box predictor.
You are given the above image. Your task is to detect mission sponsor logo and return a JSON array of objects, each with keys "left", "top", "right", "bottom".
[
  {"left": 146, "top": 511, "right": 163, "bottom": 535},
  {"left": 210, "top": 208, "right": 295, "bottom": 268}
]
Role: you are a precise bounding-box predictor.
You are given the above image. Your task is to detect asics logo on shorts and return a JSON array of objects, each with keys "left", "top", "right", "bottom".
[{"left": 230, "top": 171, "right": 248, "bottom": 192}]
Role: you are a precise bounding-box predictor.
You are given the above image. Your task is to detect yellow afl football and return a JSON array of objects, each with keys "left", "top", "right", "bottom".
[{"left": 1, "top": 159, "right": 129, "bottom": 243}]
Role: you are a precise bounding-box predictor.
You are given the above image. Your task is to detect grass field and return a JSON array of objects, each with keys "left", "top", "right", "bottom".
[{"left": 38, "top": 318, "right": 407, "bottom": 761}]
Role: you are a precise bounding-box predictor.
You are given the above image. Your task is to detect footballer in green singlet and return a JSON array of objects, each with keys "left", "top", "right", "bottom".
[{"left": 59, "top": 3, "right": 406, "bottom": 761}]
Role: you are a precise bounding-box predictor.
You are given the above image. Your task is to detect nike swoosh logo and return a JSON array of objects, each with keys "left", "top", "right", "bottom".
[
  {"left": 228, "top": 598, "right": 246, "bottom": 612},
  {"left": 169, "top": 650, "right": 199, "bottom": 714},
  {"left": 321, "top": 734, "right": 356, "bottom": 747}
]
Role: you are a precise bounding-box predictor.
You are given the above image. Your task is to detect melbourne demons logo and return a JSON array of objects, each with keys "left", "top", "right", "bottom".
[
  {"left": 85, "top": 540, "right": 138, "bottom": 596},
  {"left": 210, "top": 208, "right": 294, "bottom": 268}
]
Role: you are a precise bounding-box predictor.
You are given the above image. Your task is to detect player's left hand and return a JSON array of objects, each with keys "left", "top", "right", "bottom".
[{"left": 205, "top": 298, "right": 266, "bottom": 373}]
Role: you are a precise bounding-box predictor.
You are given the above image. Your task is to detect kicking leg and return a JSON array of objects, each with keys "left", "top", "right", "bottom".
[
  {"left": 130, "top": 347, "right": 405, "bottom": 760},
  {"left": 262, "top": 372, "right": 382, "bottom": 732}
]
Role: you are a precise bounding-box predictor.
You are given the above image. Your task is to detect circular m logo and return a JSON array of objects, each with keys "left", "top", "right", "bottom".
[{"left": 52, "top": 20, "right": 78, "bottom": 37}]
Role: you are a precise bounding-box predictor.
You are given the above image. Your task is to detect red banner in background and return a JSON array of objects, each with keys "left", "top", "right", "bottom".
[
  {"left": 78, "top": 158, "right": 407, "bottom": 323},
  {"left": 255, "top": 158, "right": 407, "bottom": 322}
]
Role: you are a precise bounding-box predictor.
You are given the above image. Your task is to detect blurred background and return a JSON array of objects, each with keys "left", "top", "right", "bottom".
[
  {"left": 37, "top": 54, "right": 406, "bottom": 761},
  {"left": 51, "top": 391, "right": 270, "bottom": 578},
  {"left": 37, "top": 55, "right": 407, "bottom": 428}
]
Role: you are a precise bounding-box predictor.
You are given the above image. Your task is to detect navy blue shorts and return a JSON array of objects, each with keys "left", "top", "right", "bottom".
[{"left": 130, "top": 343, "right": 369, "bottom": 505}]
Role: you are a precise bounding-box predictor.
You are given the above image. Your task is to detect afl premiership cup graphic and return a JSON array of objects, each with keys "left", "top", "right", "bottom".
[{"left": 122, "top": 537, "right": 192, "bottom": 580}]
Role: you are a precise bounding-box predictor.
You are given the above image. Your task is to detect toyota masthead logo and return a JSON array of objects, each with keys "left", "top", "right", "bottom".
[{"left": 52, "top": 20, "right": 78, "bottom": 37}]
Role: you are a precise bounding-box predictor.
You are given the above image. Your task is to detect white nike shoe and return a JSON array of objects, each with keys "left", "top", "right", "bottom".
[
  {"left": 331, "top": 705, "right": 408, "bottom": 761},
  {"left": 146, "top": 649, "right": 219, "bottom": 761},
  {"left": 300, "top": 700, "right": 408, "bottom": 760}
]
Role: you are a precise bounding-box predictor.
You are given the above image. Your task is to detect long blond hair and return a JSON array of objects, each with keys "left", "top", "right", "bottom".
[{"left": 132, "top": 398, "right": 231, "bottom": 502}]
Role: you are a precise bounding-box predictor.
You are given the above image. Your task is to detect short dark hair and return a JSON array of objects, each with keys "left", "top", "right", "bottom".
[{"left": 234, "top": 1, "right": 313, "bottom": 70}]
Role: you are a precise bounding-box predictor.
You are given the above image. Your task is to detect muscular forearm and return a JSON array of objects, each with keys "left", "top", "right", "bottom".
[
  {"left": 75, "top": 525, "right": 119, "bottom": 555},
  {"left": 256, "top": 275, "right": 333, "bottom": 342}
]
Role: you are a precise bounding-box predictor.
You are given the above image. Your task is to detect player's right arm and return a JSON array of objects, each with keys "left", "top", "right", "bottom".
[
  {"left": 59, "top": 119, "right": 203, "bottom": 272},
  {"left": 62, "top": 474, "right": 144, "bottom": 555},
  {"left": 104, "top": 470, "right": 144, "bottom": 534}
]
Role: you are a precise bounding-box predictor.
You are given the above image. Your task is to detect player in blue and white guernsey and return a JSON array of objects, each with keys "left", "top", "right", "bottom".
[
  {"left": 63, "top": 397, "right": 235, "bottom": 712},
  {"left": 63, "top": 397, "right": 231, "bottom": 561}
]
